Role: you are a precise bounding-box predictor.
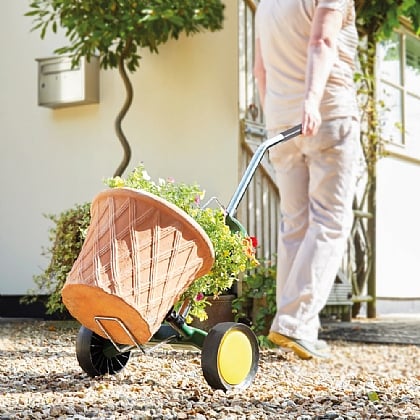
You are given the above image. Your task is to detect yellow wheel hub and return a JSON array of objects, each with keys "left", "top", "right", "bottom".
[{"left": 217, "top": 330, "right": 253, "bottom": 385}]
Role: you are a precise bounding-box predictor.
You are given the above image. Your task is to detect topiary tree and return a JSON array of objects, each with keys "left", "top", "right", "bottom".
[{"left": 26, "top": 0, "right": 225, "bottom": 176}]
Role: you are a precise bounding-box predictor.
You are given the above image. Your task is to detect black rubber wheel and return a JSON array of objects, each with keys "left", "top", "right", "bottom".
[
  {"left": 76, "top": 326, "right": 131, "bottom": 377},
  {"left": 201, "top": 322, "right": 259, "bottom": 391}
]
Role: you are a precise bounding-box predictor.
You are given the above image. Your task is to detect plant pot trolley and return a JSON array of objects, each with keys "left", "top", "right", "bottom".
[{"left": 62, "top": 125, "right": 302, "bottom": 391}]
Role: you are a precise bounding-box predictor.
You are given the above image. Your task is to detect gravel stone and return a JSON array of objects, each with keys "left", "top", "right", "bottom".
[{"left": 0, "top": 321, "right": 419, "bottom": 419}]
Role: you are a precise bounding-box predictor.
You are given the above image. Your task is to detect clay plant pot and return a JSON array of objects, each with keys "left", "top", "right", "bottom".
[{"left": 61, "top": 188, "right": 214, "bottom": 345}]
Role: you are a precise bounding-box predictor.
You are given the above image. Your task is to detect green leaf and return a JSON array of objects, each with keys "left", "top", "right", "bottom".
[
  {"left": 25, "top": 10, "right": 41, "bottom": 17},
  {"left": 40, "top": 22, "right": 48, "bottom": 39},
  {"left": 25, "top": 0, "right": 225, "bottom": 71},
  {"left": 168, "top": 15, "right": 184, "bottom": 27},
  {"left": 368, "top": 391, "right": 380, "bottom": 402}
]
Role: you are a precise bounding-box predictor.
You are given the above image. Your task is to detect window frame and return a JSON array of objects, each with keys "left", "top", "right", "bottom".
[{"left": 377, "top": 25, "right": 420, "bottom": 162}]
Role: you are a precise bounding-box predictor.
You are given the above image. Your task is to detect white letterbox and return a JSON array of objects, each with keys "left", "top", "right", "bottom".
[{"left": 36, "top": 55, "right": 100, "bottom": 108}]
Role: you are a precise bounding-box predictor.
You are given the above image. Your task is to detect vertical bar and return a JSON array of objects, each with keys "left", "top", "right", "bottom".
[{"left": 367, "top": 171, "right": 377, "bottom": 318}]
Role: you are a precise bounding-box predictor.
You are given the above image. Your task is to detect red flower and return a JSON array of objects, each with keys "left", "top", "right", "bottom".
[
  {"left": 243, "top": 236, "right": 258, "bottom": 259},
  {"left": 250, "top": 236, "right": 258, "bottom": 248}
]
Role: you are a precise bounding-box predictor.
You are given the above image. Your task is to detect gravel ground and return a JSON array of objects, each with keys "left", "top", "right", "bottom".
[{"left": 0, "top": 320, "right": 419, "bottom": 419}]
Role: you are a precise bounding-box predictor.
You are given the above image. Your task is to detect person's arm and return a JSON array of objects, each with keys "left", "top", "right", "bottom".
[
  {"left": 254, "top": 37, "right": 266, "bottom": 110},
  {"left": 302, "top": 7, "right": 343, "bottom": 136}
]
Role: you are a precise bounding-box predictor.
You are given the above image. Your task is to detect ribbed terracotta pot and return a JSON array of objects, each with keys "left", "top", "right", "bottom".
[{"left": 61, "top": 188, "right": 215, "bottom": 345}]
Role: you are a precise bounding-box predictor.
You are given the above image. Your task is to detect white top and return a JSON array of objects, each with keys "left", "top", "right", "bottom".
[{"left": 255, "top": 0, "right": 359, "bottom": 130}]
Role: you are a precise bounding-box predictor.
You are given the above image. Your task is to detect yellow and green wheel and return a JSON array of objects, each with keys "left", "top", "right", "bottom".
[{"left": 201, "top": 322, "right": 259, "bottom": 391}]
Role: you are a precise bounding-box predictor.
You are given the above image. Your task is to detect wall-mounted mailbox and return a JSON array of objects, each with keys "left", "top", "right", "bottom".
[{"left": 36, "top": 55, "right": 100, "bottom": 108}]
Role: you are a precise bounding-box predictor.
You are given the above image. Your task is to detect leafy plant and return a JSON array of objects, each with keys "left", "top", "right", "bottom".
[
  {"left": 23, "top": 203, "right": 91, "bottom": 315},
  {"left": 355, "top": 0, "right": 420, "bottom": 41},
  {"left": 27, "top": 164, "right": 258, "bottom": 321},
  {"left": 26, "top": 0, "right": 225, "bottom": 71},
  {"left": 105, "top": 165, "right": 259, "bottom": 321},
  {"left": 232, "top": 259, "right": 277, "bottom": 348}
]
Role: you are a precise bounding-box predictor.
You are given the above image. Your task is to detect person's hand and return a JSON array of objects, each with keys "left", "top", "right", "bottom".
[{"left": 302, "top": 99, "right": 322, "bottom": 137}]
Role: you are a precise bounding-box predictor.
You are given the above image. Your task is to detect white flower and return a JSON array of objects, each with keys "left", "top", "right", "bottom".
[{"left": 141, "top": 170, "right": 151, "bottom": 181}]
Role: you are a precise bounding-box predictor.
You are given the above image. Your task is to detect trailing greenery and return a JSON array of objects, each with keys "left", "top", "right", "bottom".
[
  {"left": 26, "top": 165, "right": 258, "bottom": 321},
  {"left": 23, "top": 203, "right": 91, "bottom": 314}
]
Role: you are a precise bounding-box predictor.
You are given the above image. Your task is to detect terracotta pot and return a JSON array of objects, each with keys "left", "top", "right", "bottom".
[{"left": 61, "top": 188, "right": 214, "bottom": 345}]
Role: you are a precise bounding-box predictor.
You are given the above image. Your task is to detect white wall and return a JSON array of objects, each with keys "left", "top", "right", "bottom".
[
  {"left": 0, "top": 1, "right": 239, "bottom": 294},
  {"left": 376, "top": 156, "right": 420, "bottom": 300}
]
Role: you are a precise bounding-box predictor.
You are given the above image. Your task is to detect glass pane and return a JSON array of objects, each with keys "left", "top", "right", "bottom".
[
  {"left": 406, "top": 93, "right": 420, "bottom": 145},
  {"left": 379, "top": 83, "right": 403, "bottom": 144},
  {"left": 379, "top": 32, "right": 401, "bottom": 85},
  {"left": 405, "top": 34, "right": 420, "bottom": 97}
]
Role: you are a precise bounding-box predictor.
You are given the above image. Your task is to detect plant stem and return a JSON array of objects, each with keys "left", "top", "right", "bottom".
[{"left": 113, "top": 42, "right": 133, "bottom": 177}]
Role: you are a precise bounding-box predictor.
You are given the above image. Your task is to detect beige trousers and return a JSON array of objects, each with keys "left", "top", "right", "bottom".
[{"left": 268, "top": 117, "right": 361, "bottom": 342}]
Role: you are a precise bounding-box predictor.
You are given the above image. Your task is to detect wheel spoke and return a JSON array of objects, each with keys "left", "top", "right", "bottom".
[{"left": 76, "top": 326, "right": 131, "bottom": 377}]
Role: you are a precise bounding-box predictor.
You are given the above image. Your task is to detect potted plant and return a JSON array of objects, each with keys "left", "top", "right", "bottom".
[{"left": 26, "top": 164, "right": 259, "bottom": 323}]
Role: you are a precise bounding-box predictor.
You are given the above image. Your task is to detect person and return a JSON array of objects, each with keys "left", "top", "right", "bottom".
[{"left": 254, "top": 0, "right": 361, "bottom": 359}]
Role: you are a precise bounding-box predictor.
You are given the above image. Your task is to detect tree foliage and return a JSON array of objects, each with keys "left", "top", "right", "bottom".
[
  {"left": 355, "top": 0, "right": 420, "bottom": 40},
  {"left": 26, "top": 0, "right": 225, "bottom": 72}
]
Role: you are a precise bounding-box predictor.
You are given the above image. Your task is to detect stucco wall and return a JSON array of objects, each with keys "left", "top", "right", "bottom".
[{"left": 0, "top": 2, "right": 239, "bottom": 294}]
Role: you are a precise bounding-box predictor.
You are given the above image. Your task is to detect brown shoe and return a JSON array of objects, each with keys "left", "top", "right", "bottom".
[{"left": 268, "top": 331, "right": 330, "bottom": 360}]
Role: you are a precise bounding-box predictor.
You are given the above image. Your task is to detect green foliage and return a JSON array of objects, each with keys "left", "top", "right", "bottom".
[
  {"left": 232, "top": 260, "right": 277, "bottom": 348},
  {"left": 23, "top": 203, "right": 91, "bottom": 314},
  {"left": 27, "top": 165, "right": 258, "bottom": 321},
  {"left": 356, "top": 0, "right": 420, "bottom": 41},
  {"left": 25, "top": 0, "right": 225, "bottom": 71},
  {"left": 106, "top": 165, "right": 259, "bottom": 321}
]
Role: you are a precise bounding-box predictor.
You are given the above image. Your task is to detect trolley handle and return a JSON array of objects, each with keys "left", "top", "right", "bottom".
[{"left": 226, "top": 124, "right": 302, "bottom": 217}]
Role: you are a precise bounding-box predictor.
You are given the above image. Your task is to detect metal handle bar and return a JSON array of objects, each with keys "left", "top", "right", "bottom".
[{"left": 226, "top": 124, "right": 302, "bottom": 217}]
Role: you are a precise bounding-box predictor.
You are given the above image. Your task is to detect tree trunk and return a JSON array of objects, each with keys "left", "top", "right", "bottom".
[{"left": 113, "top": 54, "right": 133, "bottom": 177}]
